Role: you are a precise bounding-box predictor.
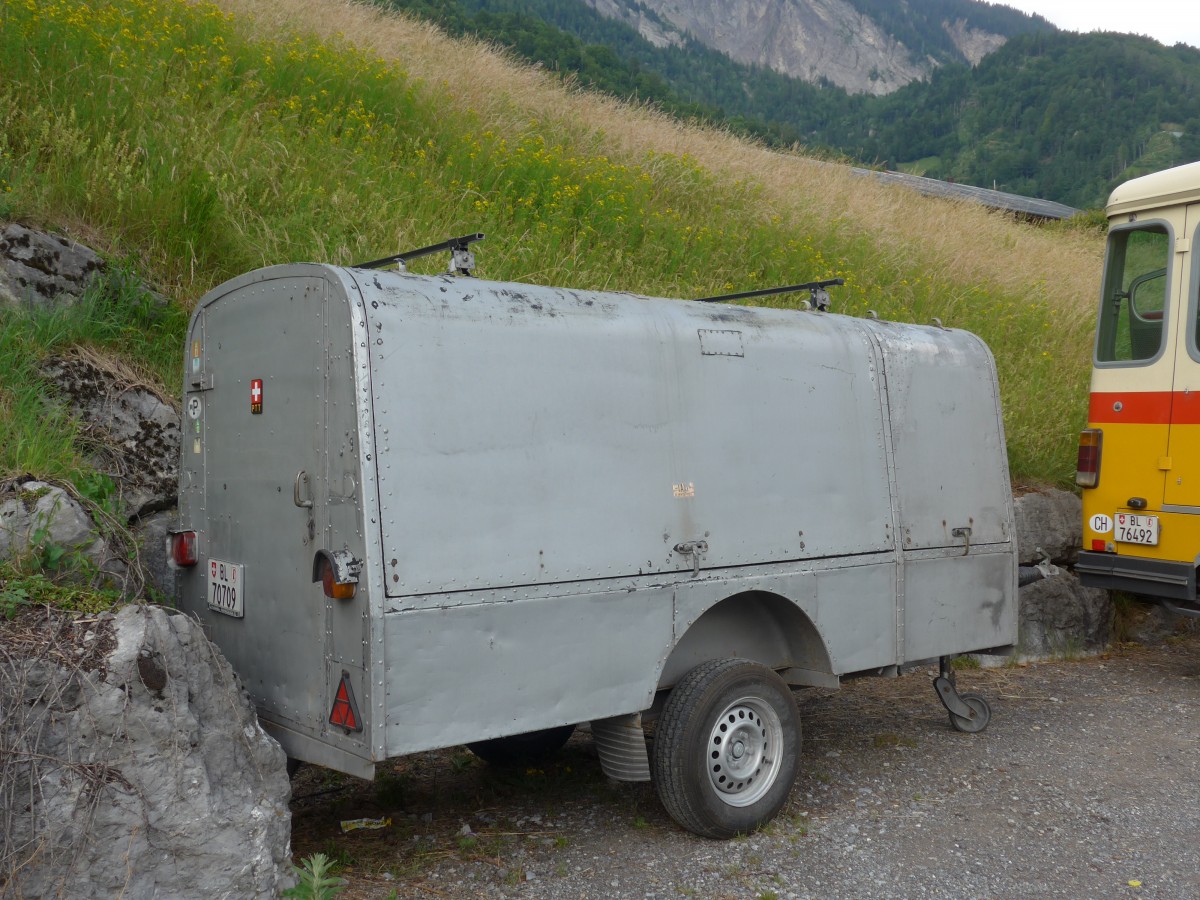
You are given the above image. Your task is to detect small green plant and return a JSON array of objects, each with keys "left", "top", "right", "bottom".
[
  {"left": 0, "top": 581, "right": 29, "bottom": 620},
  {"left": 449, "top": 750, "right": 476, "bottom": 771},
  {"left": 632, "top": 815, "right": 649, "bottom": 830},
  {"left": 316, "top": 840, "right": 353, "bottom": 871},
  {"left": 282, "top": 853, "right": 347, "bottom": 900},
  {"left": 758, "top": 891, "right": 779, "bottom": 900},
  {"left": 1051, "top": 633, "right": 1085, "bottom": 661},
  {"left": 73, "top": 471, "right": 119, "bottom": 519},
  {"left": 950, "top": 655, "right": 981, "bottom": 670}
]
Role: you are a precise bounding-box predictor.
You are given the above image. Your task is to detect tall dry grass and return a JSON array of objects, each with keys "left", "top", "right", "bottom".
[
  {"left": 209, "top": 0, "right": 1103, "bottom": 317},
  {"left": 0, "top": 0, "right": 1104, "bottom": 483}
]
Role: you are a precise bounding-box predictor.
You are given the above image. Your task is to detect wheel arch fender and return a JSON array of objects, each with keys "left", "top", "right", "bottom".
[{"left": 658, "top": 590, "right": 836, "bottom": 691}]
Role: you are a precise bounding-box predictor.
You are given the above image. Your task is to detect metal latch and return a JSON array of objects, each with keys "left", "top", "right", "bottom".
[
  {"left": 674, "top": 540, "right": 709, "bottom": 577},
  {"left": 951, "top": 526, "right": 972, "bottom": 556}
]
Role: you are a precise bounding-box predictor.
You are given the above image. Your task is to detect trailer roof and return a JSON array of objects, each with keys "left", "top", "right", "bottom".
[{"left": 1107, "top": 160, "right": 1200, "bottom": 217}]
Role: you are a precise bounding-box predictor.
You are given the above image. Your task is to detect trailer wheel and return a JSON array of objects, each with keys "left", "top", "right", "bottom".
[
  {"left": 467, "top": 725, "right": 577, "bottom": 767},
  {"left": 948, "top": 692, "right": 991, "bottom": 734},
  {"left": 652, "top": 658, "right": 800, "bottom": 839}
]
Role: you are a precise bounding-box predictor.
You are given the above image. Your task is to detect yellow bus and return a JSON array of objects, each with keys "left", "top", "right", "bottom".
[{"left": 1076, "top": 159, "right": 1200, "bottom": 617}]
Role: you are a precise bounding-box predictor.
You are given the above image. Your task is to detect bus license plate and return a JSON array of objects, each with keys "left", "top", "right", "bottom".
[
  {"left": 1115, "top": 513, "right": 1158, "bottom": 546},
  {"left": 208, "top": 559, "right": 245, "bottom": 618}
]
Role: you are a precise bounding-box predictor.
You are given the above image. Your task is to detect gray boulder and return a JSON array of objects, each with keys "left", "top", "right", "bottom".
[
  {"left": 0, "top": 480, "right": 125, "bottom": 587},
  {"left": 1018, "top": 569, "right": 1113, "bottom": 659},
  {"left": 1013, "top": 488, "right": 1081, "bottom": 565},
  {"left": 40, "top": 353, "right": 180, "bottom": 520},
  {"left": 3, "top": 604, "right": 293, "bottom": 898},
  {"left": 135, "top": 508, "right": 180, "bottom": 603},
  {"left": 0, "top": 223, "right": 104, "bottom": 308}
]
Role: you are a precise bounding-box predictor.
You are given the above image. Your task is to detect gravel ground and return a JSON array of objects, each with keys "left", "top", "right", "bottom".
[{"left": 290, "top": 632, "right": 1200, "bottom": 899}]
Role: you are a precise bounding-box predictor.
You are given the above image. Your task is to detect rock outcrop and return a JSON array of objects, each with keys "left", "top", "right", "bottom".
[
  {"left": 1013, "top": 487, "right": 1112, "bottom": 658},
  {"left": 581, "top": 0, "right": 1015, "bottom": 95},
  {"left": 2, "top": 604, "right": 293, "bottom": 898},
  {"left": 0, "top": 223, "right": 105, "bottom": 308},
  {"left": 1017, "top": 569, "right": 1114, "bottom": 658},
  {"left": 40, "top": 351, "right": 181, "bottom": 522},
  {"left": 621, "top": 0, "right": 928, "bottom": 95},
  {"left": 0, "top": 479, "right": 127, "bottom": 589},
  {"left": 1013, "top": 488, "right": 1081, "bottom": 567}
]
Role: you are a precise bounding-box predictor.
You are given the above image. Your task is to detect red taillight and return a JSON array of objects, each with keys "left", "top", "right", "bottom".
[
  {"left": 169, "top": 531, "right": 198, "bottom": 567},
  {"left": 1076, "top": 428, "right": 1102, "bottom": 488}
]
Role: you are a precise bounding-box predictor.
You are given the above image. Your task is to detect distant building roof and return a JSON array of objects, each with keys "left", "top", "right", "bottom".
[{"left": 851, "top": 167, "right": 1080, "bottom": 221}]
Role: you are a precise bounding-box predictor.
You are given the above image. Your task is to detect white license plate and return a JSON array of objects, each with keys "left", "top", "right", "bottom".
[
  {"left": 1114, "top": 513, "right": 1159, "bottom": 546},
  {"left": 208, "top": 558, "right": 245, "bottom": 618}
]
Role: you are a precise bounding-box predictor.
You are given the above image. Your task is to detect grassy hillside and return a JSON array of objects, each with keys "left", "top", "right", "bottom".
[{"left": 0, "top": 0, "right": 1104, "bottom": 488}]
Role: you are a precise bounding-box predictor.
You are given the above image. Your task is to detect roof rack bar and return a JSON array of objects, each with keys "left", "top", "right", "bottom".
[
  {"left": 353, "top": 233, "right": 485, "bottom": 272},
  {"left": 694, "top": 278, "right": 844, "bottom": 305}
]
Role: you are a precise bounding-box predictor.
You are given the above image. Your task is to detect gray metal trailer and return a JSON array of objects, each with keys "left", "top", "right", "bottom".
[{"left": 174, "top": 251, "right": 1017, "bottom": 838}]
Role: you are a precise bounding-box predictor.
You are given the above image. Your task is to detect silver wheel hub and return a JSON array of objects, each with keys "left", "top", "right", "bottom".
[{"left": 706, "top": 696, "right": 785, "bottom": 808}]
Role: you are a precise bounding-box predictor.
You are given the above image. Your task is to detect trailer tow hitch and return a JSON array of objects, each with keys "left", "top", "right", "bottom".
[{"left": 933, "top": 656, "right": 992, "bottom": 734}]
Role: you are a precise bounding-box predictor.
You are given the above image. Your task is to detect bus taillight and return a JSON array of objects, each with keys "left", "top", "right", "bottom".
[{"left": 1076, "top": 429, "right": 1103, "bottom": 488}]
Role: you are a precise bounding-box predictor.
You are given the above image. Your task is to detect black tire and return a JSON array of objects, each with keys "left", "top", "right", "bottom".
[
  {"left": 948, "top": 692, "right": 991, "bottom": 734},
  {"left": 467, "top": 724, "right": 577, "bottom": 767},
  {"left": 652, "top": 658, "right": 801, "bottom": 839}
]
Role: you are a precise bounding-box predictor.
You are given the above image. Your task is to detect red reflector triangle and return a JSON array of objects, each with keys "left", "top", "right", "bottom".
[{"left": 329, "top": 672, "right": 363, "bottom": 733}]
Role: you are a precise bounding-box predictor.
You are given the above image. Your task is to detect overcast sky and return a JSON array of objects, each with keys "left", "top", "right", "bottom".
[{"left": 1000, "top": 1, "right": 1200, "bottom": 51}]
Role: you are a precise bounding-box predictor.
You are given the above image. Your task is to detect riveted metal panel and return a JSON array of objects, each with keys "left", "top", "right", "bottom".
[
  {"left": 902, "top": 549, "right": 1017, "bottom": 661},
  {"left": 868, "top": 321, "right": 1013, "bottom": 552},
  {"left": 381, "top": 587, "right": 673, "bottom": 755},
  {"left": 177, "top": 265, "right": 379, "bottom": 775},
  {"left": 357, "top": 273, "right": 893, "bottom": 598}
]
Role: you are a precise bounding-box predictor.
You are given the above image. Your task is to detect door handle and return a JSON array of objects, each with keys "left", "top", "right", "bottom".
[{"left": 293, "top": 470, "right": 314, "bottom": 509}]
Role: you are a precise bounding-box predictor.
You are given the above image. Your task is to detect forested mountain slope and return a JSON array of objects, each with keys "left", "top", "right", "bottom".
[{"left": 387, "top": 0, "right": 1200, "bottom": 207}]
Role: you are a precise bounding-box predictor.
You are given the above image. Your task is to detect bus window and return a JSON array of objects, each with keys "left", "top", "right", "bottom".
[{"left": 1095, "top": 225, "right": 1169, "bottom": 363}]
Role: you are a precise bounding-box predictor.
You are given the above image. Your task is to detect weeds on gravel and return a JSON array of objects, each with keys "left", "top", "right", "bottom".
[
  {"left": 873, "top": 732, "right": 917, "bottom": 749},
  {"left": 282, "top": 853, "right": 346, "bottom": 899}
]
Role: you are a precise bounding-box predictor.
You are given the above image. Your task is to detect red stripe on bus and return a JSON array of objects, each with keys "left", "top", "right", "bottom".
[
  {"left": 1089, "top": 391, "right": 1200, "bottom": 425},
  {"left": 1089, "top": 392, "right": 1171, "bottom": 424}
]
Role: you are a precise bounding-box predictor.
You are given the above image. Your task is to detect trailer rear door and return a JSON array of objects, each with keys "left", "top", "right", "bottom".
[{"left": 183, "top": 271, "right": 370, "bottom": 763}]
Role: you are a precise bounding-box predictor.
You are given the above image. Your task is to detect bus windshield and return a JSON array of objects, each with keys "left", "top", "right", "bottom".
[{"left": 1096, "top": 225, "right": 1169, "bottom": 363}]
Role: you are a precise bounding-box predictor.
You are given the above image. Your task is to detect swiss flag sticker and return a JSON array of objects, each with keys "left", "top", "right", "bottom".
[{"left": 250, "top": 378, "right": 263, "bottom": 414}]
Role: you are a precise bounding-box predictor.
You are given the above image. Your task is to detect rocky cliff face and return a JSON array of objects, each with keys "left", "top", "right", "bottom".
[
  {"left": 943, "top": 17, "right": 1007, "bottom": 66},
  {"left": 582, "top": 0, "right": 1009, "bottom": 95}
]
